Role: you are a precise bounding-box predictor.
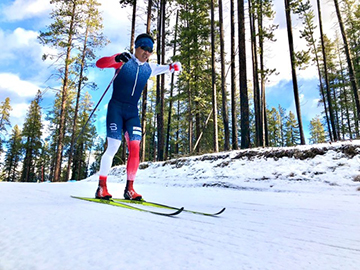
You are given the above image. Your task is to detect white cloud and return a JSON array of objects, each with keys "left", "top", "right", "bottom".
[
  {"left": 1, "top": 0, "right": 52, "bottom": 21},
  {"left": 9, "top": 27, "right": 37, "bottom": 47},
  {"left": 0, "top": 27, "right": 56, "bottom": 87},
  {"left": 98, "top": 1, "right": 133, "bottom": 50},
  {"left": 11, "top": 102, "right": 29, "bottom": 118},
  {"left": 0, "top": 28, "right": 38, "bottom": 61},
  {"left": 0, "top": 73, "right": 40, "bottom": 98},
  {"left": 0, "top": 27, "right": 54, "bottom": 68}
]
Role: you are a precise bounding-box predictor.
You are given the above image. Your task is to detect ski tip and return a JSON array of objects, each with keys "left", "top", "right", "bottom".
[
  {"left": 171, "top": 207, "right": 184, "bottom": 216},
  {"left": 151, "top": 206, "right": 184, "bottom": 216},
  {"left": 214, "top": 207, "right": 226, "bottom": 215},
  {"left": 163, "top": 207, "right": 184, "bottom": 217}
]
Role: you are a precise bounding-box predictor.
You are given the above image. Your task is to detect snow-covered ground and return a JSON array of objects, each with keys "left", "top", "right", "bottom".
[{"left": 1, "top": 141, "right": 360, "bottom": 270}]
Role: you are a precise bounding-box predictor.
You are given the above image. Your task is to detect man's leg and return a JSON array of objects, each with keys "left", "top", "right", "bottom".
[
  {"left": 96, "top": 137, "right": 121, "bottom": 199},
  {"left": 123, "top": 131, "right": 142, "bottom": 200}
]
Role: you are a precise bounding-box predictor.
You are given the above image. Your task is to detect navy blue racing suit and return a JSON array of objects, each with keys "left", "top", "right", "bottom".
[{"left": 106, "top": 55, "right": 170, "bottom": 141}]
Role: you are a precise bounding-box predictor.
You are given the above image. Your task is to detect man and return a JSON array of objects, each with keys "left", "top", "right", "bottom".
[{"left": 95, "top": 33, "right": 181, "bottom": 200}]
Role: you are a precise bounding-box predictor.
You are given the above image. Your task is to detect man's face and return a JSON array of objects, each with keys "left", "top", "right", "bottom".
[{"left": 135, "top": 46, "right": 152, "bottom": 63}]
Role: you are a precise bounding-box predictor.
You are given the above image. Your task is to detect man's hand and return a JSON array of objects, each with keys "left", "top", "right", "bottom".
[
  {"left": 115, "top": 52, "right": 132, "bottom": 63},
  {"left": 169, "top": 62, "right": 182, "bottom": 73}
]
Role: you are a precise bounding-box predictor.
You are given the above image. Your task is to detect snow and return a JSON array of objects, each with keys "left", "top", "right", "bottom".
[{"left": 1, "top": 141, "right": 360, "bottom": 270}]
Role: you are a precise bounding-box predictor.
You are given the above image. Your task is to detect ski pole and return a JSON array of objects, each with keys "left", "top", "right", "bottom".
[{"left": 74, "top": 69, "right": 120, "bottom": 146}]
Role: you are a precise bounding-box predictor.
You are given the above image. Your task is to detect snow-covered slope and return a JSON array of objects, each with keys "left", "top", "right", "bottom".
[
  {"left": 87, "top": 140, "right": 360, "bottom": 193},
  {"left": 1, "top": 141, "right": 359, "bottom": 270}
]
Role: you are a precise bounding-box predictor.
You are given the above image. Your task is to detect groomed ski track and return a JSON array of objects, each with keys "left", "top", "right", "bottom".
[{"left": 0, "top": 181, "right": 359, "bottom": 270}]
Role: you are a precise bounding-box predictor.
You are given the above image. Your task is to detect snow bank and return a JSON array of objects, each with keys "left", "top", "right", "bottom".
[{"left": 85, "top": 140, "right": 360, "bottom": 193}]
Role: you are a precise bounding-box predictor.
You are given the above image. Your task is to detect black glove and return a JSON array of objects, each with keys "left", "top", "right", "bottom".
[{"left": 115, "top": 52, "right": 131, "bottom": 63}]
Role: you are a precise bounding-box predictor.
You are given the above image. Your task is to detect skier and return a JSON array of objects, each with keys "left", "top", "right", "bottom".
[{"left": 95, "top": 33, "right": 182, "bottom": 200}]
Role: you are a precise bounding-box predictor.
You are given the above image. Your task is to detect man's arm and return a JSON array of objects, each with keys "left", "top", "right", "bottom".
[
  {"left": 150, "top": 62, "right": 182, "bottom": 77},
  {"left": 96, "top": 52, "right": 132, "bottom": 69}
]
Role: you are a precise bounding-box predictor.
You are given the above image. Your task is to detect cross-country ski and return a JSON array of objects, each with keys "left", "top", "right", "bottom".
[
  {"left": 73, "top": 196, "right": 226, "bottom": 216},
  {"left": 71, "top": 196, "right": 184, "bottom": 216}
]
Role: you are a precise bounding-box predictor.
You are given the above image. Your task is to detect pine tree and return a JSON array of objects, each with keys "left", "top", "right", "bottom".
[
  {"left": 278, "top": 105, "right": 287, "bottom": 147},
  {"left": 140, "top": 0, "right": 155, "bottom": 162},
  {"left": 0, "top": 97, "right": 12, "bottom": 154},
  {"left": 333, "top": 0, "right": 360, "bottom": 118},
  {"left": 334, "top": 36, "right": 356, "bottom": 139},
  {"left": 319, "top": 35, "right": 346, "bottom": 140},
  {"left": 342, "top": 0, "right": 359, "bottom": 84},
  {"left": 314, "top": 0, "right": 337, "bottom": 140},
  {"left": 45, "top": 84, "right": 77, "bottom": 181},
  {"left": 66, "top": 0, "right": 108, "bottom": 181},
  {"left": 176, "top": 0, "right": 214, "bottom": 154},
  {"left": 238, "top": 0, "right": 250, "bottom": 149},
  {"left": 3, "top": 125, "right": 22, "bottom": 182},
  {"left": 20, "top": 91, "right": 43, "bottom": 182},
  {"left": 39, "top": 0, "right": 90, "bottom": 182},
  {"left": 284, "top": 0, "right": 305, "bottom": 145},
  {"left": 295, "top": 0, "right": 334, "bottom": 141},
  {"left": 156, "top": 0, "right": 167, "bottom": 160},
  {"left": 165, "top": 11, "right": 180, "bottom": 160},
  {"left": 71, "top": 92, "right": 97, "bottom": 180},
  {"left": 37, "top": 140, "right": 52, "bottom": 182},
  {"left": 309, "top": 116, "right": 326, "bottom": 144},
  {"left": 249, "top": 0, "right": 278, "bottom": 147},
  {"left": 229, "top": 0, "right": 238, "bottom": 150},
  {"left": 284, "top": 111, "right": 300, "bottom": 146},
  {"left": 267, "top": 107, "right": 282, "bottom": 147},
  {"left": 210, "top": 0, "right": 219, "bottom": 153},
  {"left": 217, "top": 0, "right": 230, "bottom": 151},
  {"left": 143, "top": 78, "right": 157, "bottom": 161}
]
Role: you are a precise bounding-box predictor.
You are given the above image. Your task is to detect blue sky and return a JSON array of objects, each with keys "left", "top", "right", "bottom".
[{"left": 0, "top": 0, "right": 337, "bottom": 146}]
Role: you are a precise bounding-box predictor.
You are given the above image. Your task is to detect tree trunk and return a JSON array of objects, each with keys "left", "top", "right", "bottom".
[
  {"left": 333, "top": 0, "right": 360, "bottom": 119},
  {"left": 141, "top": 0, "right": 152, "bottom": 162},
  {"left": 258, "top": 1, "right": 268, "bottom": 146},
  {"left": 187, "top": 50, "right": 193, "bottom": 153},
  {"left": 218, "top": 0, "right": 230, "bottom": 151},
  {"left": 238, "top": 0, "right": 250, "bottom": 148},
  {"left": 316, "top": 0, "right": 337, "bottom": 141},
  {"left": 230, "top": 0, "right": 238, "bottom": 150},
  {"left": 54, "top": 1, "right": 77, "bottom": 181},
  {"left": 338, "top": 50, "right": 353, "bottom": 139},
  {"left": 156, "top": 0, "right": 166, "bottom": 160},
  {"left": 130, "top": 0, "right": 137, "bottom": 53},
  {"left": 66, "top": 25, "right": 89, "bottom": 181},
  {"left": 165, "top": 11, "right": 179, "bottom": 160},
  {"left": 210, "top": 0, "right": 219, "bottom": 152},
  {"left": 249, "top": 0, "right": 262, "bottom": 147},
  {"left": 284, "top": 0, "right": 305, "bottom": 145}
]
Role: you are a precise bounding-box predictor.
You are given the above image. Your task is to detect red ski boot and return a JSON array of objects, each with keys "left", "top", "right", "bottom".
[
  {"left": 95, "top": 176, "right": 112, "bottom": 200},
  {"left": 124, "top": 180, "right": 142, "bottom": 201}
]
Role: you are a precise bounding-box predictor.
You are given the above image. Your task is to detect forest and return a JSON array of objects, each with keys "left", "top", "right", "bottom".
[{"left": 0, "top": 0, "right": 359, "bottom": 182}]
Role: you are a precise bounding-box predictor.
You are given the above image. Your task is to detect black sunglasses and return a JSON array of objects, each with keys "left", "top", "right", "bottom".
[{"left": 140, "top": 46, "right": 153, "bottom": 53}]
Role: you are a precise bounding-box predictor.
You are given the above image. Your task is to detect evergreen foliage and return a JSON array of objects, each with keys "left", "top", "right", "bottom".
[
  {"left": 3, "top": 125, "right": 22, "bottom": 182},
  {"left": 285, "top": 111, "right": 301, "bottom": 146},
  {"left": 309, "top": 116, "right": 326, "bottom": 144},
  {"left": 20, "top": 91, "right": 43, "bottom": 182},
  {"left": 0, "top": 97, "right": 12, "bottom": 155}
]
